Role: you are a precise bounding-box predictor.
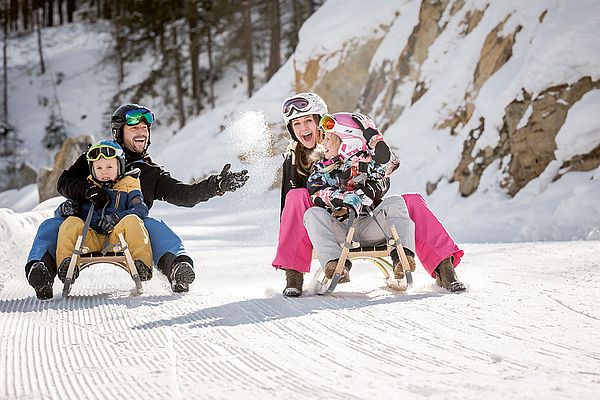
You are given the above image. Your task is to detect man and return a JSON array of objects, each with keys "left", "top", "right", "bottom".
[{"left": 26, "top": 103, "right": 249, "bottom": 299}]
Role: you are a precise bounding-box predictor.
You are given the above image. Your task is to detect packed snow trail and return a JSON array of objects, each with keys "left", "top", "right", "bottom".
[{"left": 1, "top": 201, "right": 599, "bottom": 400}]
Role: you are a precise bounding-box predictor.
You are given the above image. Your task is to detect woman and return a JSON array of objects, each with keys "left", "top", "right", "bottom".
[
  {"left": 272, "top": 94, "right": 465, "bottom": 296},
  {"left": 272, "top": 93, "right": 327, "bottom": 297}
]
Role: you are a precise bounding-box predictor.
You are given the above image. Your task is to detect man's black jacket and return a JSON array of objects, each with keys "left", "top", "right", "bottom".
[{"left": 57, "top": 149, "right": 222, "bottom": 210}]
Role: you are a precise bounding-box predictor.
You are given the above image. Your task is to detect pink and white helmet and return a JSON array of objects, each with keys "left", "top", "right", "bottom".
[
  {"left": 319, "top": 112, "right": 367, "bottom": 160},
  {"left": 281, "top": 92, "right": 328, "bottom": 142}
]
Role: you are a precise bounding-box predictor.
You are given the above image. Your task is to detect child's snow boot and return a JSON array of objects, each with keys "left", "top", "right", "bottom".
[
  {"left": 169, "top": 261, "right": 195, "bottom": 293},
  {"left": 434, "top": 257, "right": 466, "bottom": 292},
  {"left": 324, "top": 259, "right": 352, "bottom": 283},
  {"left": 57, "top": 258, "right": 79, "bottom": 284},
  {"left": 390, "top": 248, "right": 416, "bottom": 279},
  {"left": 27, "top": 262, "right": 53, "bottom": 300},
  {"left": 134, "top": 260, "right": 153, "bottom": 281},
  {"left": 283, "top": 269, "right": 303, "bottom": 297}
]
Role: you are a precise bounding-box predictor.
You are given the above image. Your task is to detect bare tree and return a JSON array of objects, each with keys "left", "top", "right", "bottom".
[
  {"left": 113, "top": 15, "right": 124, "bottom": 86},
  {"left": 57, "top": 0, "right": 63, "bottom": 24},
  {"left": 172, "top": 25, "right": 186, "bottom": 129},
  {"left": 22, "top": 0, "right": 30, "bottom": 31},
  {"left": 46, "top": 0, "right": 54, "bottom": 27},
  {"left": 66, "top": 0, "right": 75, "bottom": 23},
  {"left": 266, "top": 0, "right": 280, "bottom": 80},
  {"left": 202, "top": 1, "right": 216, "bottom": 109},
  {"left": 290, "top": 0, "right": 304, "bottom": 51},
  {"left": 9, "top": 0, "right": 17, "bottom": 30},
  {"left": 35, "top": 8, "right": 45, "bottom": 74},
  {"left": 242, "top": 0, "right": 254, "bottom": 98},
  {"left": 187, "top": 0, "right": 202, "bottom": 112},
  {"left": 3, "top": 2, "right": 8, "bottom": 119}
]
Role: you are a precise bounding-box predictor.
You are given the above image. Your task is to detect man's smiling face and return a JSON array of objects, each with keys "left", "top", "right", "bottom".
[{"left": 122, "top": 122, "right": 149, "bottom": 154}]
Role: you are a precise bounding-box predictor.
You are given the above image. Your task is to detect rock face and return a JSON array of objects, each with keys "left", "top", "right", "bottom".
[
  {"left": 290, "top": 1, "right": 599, "bottom": 198},
  {"left": 452, "top": 77, "right": 600, "bottom": 197},
  {"left": 37, "top": 135, "right": 94, "bottom": 202},
  {"left": 0, "top": 162, "right": 38, "bottom": 191}
]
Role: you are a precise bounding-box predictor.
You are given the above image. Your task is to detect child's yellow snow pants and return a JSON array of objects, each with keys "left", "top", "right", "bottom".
[{"left": 56, "top": 215, "right": 153, "bottom": 268}]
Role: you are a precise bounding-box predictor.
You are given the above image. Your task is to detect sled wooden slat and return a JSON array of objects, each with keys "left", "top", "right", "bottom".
[{"left": 313, "top": 224, "right": 411, "bottom": 295}]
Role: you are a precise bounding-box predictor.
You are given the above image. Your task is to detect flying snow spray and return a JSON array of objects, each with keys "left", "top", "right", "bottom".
[{"left": 224, "top": 111, "right": 276, "bottom": 195}]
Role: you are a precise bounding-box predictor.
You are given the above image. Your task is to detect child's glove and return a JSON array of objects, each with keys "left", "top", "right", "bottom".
[
  {"left": 99, "top": 213, "right": 120, "bottom": 233},
  {"left": 351, "top": 112, "right": 391, "bottom": 165},
  {"left": 216, "top": 164, "right": 249, "bottom": 194},
  {"left": 85, "top": 185, "right": 109, "bottom": 208},
  {"left": 355, "top": 189, "right": 374, "bottom": 207},
  {"left": 342, "top": 192, "right": 362, "bottom": 218}
]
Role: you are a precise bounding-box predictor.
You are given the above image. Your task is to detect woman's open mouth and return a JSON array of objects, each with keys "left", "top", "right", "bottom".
[{"left": 301, "top": 132, "right": 313, "bottom": 143}]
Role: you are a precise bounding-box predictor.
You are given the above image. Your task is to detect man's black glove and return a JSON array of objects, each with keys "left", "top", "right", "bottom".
[
  {"left": 85, "top": 185, "right": 110, "bottom": 208},
  {"left": 99, "top": 213, "right": 120, "bottom": 233},
  {"left": 57, "top": 199, "right": 81, "bottom": 217},
  {"left": 217, "top": 164, "right": 249, "bottom": 193}
]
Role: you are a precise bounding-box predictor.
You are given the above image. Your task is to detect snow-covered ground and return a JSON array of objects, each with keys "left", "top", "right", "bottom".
[{"left": 1, "top": 193, "right": 599, "bottom": 400}]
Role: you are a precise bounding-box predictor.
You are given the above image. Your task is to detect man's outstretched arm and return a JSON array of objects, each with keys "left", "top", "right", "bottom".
[{"left": 154, "top": 164, "right": 249, "bottom": 207}]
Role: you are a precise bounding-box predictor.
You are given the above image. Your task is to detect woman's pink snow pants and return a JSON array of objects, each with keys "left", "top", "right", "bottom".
[
  {"left": 272, "top": 189, "right": 314, "bottom": 273},
  {"left": 401, "top": 193, "right": 464, "bottom": 277},
  {"left": 272, "top": 190, "right": 464, "bottom": 276}
]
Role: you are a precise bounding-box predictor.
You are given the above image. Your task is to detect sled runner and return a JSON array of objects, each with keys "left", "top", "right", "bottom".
[
  {"left": 62, "top": 205, "right": 144, "bottom": 298},
  {"left": 314, "top": 212, "right": 414, "bottom": 295}
]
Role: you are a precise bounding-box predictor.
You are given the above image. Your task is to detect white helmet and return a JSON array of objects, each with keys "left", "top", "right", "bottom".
[{"left": 281, "top": 92, "right": 328, "bottom": 141}]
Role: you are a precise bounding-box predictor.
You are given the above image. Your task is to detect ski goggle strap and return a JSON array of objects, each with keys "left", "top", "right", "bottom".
[
  {"left": 282, "top": 97, "right": 310, "bottom": 117},
  {"left": 87, "top": 144, "right": 124, "bottom": 162},
  {"left": 124, "top": 109, "right": 155, "bottom": 126}
]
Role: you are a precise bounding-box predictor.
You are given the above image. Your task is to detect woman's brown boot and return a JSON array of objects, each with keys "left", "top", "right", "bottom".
[
  {"left": 434, "top": 257, "right": 466, "bottom": 292},
  {"left": 283, "top": 269, "right": 303, "bottom": 297}
]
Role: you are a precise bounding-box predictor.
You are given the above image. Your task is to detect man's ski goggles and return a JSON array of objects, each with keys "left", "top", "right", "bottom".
[
  {"left": 282, "top": 97, "right": 310, "bottom": 117},
  {"left": 124, "top": 109, "right": 155, "bottom": 126},
  {"left": 319, "top": 114, "right": 363, "bottom": 137},
  {"left": 87, "top": 144, "right": 124, "bottom": 162}
]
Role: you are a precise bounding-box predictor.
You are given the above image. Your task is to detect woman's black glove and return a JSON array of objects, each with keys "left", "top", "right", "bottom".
[
  {"left": 217, "top": 164, "right": 249, "bottom": 194},
  {"left": 85, "top": 185, "right": 109, "bottom": 208}
]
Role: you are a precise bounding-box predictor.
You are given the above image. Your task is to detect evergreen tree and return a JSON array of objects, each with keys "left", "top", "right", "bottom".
[{"left": 42, "top": 109, "right": 66, "bottom": 149}]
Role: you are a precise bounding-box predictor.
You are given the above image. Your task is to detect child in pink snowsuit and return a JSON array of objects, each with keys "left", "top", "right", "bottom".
[{"left": 304, "top": 112, "right": 466, "bottom": 292}]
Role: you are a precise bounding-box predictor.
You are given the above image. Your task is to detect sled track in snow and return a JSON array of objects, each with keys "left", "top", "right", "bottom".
[{"left": 2, "top": 242, "right": 600, "bottom": 399}]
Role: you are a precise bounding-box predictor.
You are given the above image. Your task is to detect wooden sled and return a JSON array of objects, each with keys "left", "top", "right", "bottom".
[
  {"left": 314, "top": 224, "right": 414, "bottom": 295},
  {"left": 62, "top": 232, "right": 144, "bottom": 298}
]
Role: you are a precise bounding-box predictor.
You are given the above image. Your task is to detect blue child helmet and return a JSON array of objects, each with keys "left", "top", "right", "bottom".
[{"left": 86, "top": 139, "right": 126, "bottom": 180}]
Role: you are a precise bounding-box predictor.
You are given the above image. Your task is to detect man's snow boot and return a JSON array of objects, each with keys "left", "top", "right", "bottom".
[
  {"left": 324, "top": 258, "right": 352, "bottom": 284},
  {"left": 134, "top": 260, "right": 153, "bottom": 281},
  {"left": 283, "top": 269, "right": 303, "bottom": 297},
  {"left": 434, "top": 257, "right": 466, "bottom": 292},
  {"left": 390, "top": 248, "right": 416, "bottom": 279},
  {"left": 27, "top": 262, "right": 53, "bottom": 300},
  {"left": 170, "top": 261, "right": 195, "bottom": 293},
  {"left": 57, "top": 258, "right": 79, "bottom": 284}
]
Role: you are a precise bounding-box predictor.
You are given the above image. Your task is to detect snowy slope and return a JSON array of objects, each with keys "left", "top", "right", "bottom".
[{"left": 1, "top": 197, "right": 599, "bottom": 400}]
